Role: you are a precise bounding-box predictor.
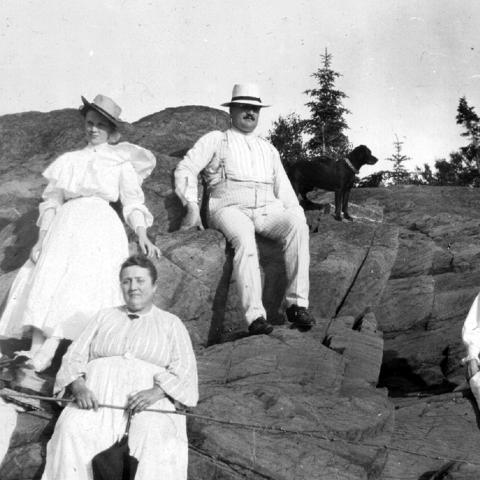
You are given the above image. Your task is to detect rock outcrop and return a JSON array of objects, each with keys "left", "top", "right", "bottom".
[
  {"left": 353, "top": 186, "right": 480, "bottom": 392},
  {"left": 1, "top": 106, "right": 480, "bottom": 479}
]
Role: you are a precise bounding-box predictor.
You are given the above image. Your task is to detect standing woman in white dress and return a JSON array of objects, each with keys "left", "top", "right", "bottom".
[{"left": 0, "top": 94, "right": 160, "bottom": 372}]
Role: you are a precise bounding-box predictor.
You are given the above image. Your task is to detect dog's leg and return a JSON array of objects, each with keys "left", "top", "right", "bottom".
[
  {"left": 342, "top": 189, "right": 353, "bottom": 221},
  {"left": 334, "top": 191, "right": 342, "bottom": 221}
]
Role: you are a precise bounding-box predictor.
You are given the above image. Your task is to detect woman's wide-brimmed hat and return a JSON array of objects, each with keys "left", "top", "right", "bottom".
[
  {"left": 221, "top": 83, "right": 271, "bottom": 108},
  {"left": 80, "top": 94, "right": 123, "bottom": 126}
]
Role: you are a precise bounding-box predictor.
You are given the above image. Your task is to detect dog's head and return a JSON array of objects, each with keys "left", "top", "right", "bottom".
[{"left": 349, "top": 145, "right": 378, "bottom": 166}]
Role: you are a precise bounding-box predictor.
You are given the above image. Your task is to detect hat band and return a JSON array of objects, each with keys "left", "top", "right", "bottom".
[{"left": 231, "top": 96, "right": 262, "bottom": 103}]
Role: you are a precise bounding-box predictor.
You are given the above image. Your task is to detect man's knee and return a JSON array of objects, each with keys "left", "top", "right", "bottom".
[
  {"left": 284, "top": 212, "right": 309, "bottom": 237},
  {"left": 230, "top": 230, "right": 257, "bottom": 255}
]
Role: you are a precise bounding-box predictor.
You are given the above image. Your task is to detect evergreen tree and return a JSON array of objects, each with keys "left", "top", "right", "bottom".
[
  {"left": 426, "top": 97, "right": 480, "bottom": 186},
  {"left": 456, "top": 96, "right": 480, "bottom": 169},
  {"left": 304, "top": 48, "right": 350, "bottom": 157},
  {"left": 386, "top": 136, "right": 411, "bottom": 184},
  {"left": 267, "top": 113, "right": 307, "bottom": 168}
]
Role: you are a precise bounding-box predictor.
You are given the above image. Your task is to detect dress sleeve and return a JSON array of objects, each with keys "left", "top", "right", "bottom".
[
  {"left": 153, "top": 317, "right": 199, "bottom": 407},
  {"left": 37, "top": 156, "right": 68, "bottom": 230},
  {"left": 113, "top": 142, "right": 156, "bottom": 184},
  {"left": 174, "top": 131, "right": 222, "bottom": 205},
  {"left": 272, "top": 146, "right": 305, "bottom": 218},
  {"left": 54, "top": 313, "right": 103, "bottom": 395},
  {"left": 119, "top": 161, "right": 154, "bottom": 231},
  {"left": 462, "top": 293, "right": 480, "bottom": 363}
]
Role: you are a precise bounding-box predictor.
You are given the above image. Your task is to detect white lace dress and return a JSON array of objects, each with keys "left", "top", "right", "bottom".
[
  {"left": 0, "top": 142, "right": 155, "bottom": 340},
  {"left": 41, "top": 305, "right": 198, "bottom": 480}
]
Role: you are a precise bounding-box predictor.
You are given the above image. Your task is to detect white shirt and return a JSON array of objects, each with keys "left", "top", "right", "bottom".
[{"left": 174, "top": 128, "right": 302, "bottom": 215}]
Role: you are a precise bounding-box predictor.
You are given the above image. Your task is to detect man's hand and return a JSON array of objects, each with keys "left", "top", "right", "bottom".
[
  {"left": 70, "top": 378, "right": 99, "bottom": 410},
  {"left": 180, "top": 202, "right": 204, "bottom": 231},
  {"left": 127, "top": 386, "right": 165, "bottom": 414},
  {"left": 467, "top": 358, "right": 480, "bottom": 381}
]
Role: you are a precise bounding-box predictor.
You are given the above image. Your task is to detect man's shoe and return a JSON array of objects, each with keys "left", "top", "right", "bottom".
[
  {"left": 248, "top": 317, "right": 274, "bottom": 336},
  {"left": 286, "top": 305, "right": 316, "bottom": 328}
]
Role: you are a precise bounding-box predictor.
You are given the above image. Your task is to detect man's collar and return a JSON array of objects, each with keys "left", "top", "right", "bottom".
[{"left": 230, "top": 126, "right": 257, "bottom": 137}]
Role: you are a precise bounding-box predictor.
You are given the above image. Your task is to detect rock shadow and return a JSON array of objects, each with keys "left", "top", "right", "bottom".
[
  {"left": 300, "top": 199, "right": 330, "bottom": 213},
  {"left": 207, "top": 244, "right": 234, "bottom": 346},
  {"left": 378, "top": 353, "right": 429, "bottom": 396},
  {"left": 207, "top": 235, "right": 288, "bottom": 345},
  {"left": 1, "top": 210, "right": 38, "bottom": 273}
]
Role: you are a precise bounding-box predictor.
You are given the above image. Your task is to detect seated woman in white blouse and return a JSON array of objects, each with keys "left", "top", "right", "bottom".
[
  {"left": 41, "top": 255, "right": 198, "bottom": 480},
  {"left": 0, "top": 94, "right": 160, "bottom": 372}
]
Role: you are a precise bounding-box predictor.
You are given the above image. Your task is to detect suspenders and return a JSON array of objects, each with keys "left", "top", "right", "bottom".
[{"left": 218, "top": 131, "right": 229, "bottom": 181}]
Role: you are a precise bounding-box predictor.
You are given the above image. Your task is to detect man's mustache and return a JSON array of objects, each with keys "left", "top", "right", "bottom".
[{"left": 244, "top": 114, "right": 256, "bottom": 120}]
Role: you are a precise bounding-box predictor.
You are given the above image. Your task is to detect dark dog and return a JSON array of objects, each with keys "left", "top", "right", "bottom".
[{"left": 288, "top": 145, "right": 378, "bottom": 221}]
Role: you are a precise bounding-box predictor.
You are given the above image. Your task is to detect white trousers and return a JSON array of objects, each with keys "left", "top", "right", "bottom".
[{"left": 209, "top": 204, "right": 310, "bottom": 324}]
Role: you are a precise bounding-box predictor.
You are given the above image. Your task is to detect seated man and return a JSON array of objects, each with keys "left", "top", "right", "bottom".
[
  {"left": 175, "top": 83, "right": 315, "bottom": 335},
  {"left": 41, "top": 255, "right": 198, "bottom": 480}
]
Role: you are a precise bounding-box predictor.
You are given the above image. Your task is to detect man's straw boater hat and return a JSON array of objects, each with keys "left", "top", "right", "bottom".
[
  {"left": 80, "top": 94, "right": 123, "bottom": 126},
  {"left": 221, "top": 83, "right": 271, "bottom": 108}
]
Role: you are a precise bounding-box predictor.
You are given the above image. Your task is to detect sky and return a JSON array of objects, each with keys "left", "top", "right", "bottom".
[{"left": 1, "top": 0, "right": 480, "bottom": 177}]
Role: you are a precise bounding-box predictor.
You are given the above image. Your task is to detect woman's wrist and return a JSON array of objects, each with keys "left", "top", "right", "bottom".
[
  {"left": 136, "top": 226, "right": 148, "bottom": 241},
  {"left": 70, "top": 377, "right": 87, "bottom": 395},
  {"left": 152, "top": 385, "right": 166, "bottom": 398}
]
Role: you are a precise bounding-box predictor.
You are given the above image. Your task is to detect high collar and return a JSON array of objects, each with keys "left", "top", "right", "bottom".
[
  {"left": 123, "top": 304, "right": 154, "bottom": 318},
  {"left": 86, "top": 142, "right": 111, "bottom": 152}
]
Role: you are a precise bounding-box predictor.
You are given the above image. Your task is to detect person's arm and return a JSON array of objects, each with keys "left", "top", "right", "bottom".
[
  {"left": 462, "top": 293, "right": 480, "bottom": 379},
  {"left": 119, "top": 162, "right": 160, "bottom": 258},
  {"left": 126, "top": 384, "right": 166, "bottom": 414},
  {"left": 32, "top": 182, "right": 65, "bottom": 263},
  {"left": 54, "top": 313, "right": 103, "bottom": 396},
  {"left": 70, "top": 376, "right": 99, "bottom": 410},
  {"left": 152, "top": 316, "right": 198, "bottom": 408},
  {"left": 271, "top": 147, "right": 305, "bottom": 218},
  {"left": 174, "top": 131, "right": 221, "bottom": 230}
]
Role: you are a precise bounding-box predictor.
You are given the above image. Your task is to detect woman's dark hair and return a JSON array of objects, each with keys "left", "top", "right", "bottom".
[{"left": 119, "top": 255, "right": 158, "bottom": 283}]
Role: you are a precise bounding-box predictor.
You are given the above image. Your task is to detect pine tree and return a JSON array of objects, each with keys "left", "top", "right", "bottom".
[
  {"left": 456, "top": 96, "right": 480, "bottom": 169},
  {"left": 267, "top": 113, "right": 307, "bottom": 168},
  {"left": 304, "top": 48, "right": 350, "bottom": 157},
  {"left": 386, "top": 135, "right": 411, "bottom": 184}
]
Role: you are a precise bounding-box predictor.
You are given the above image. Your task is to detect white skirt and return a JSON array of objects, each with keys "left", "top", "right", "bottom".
[
  {"left": 0, "top": 197, "right": 127, "bottom": 340},
  {"left": 42, "top": 356, "right": 188, "bottom": 480}
]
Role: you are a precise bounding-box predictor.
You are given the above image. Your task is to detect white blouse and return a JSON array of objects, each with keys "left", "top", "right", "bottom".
[
  {"left": 37, "top": 142, "right": 156, "bottom": 231},
  {"left": 55, "top": 305, "right": 199, "bottom": 407}
]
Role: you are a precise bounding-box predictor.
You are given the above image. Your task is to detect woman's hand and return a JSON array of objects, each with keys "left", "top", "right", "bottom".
[
  {"left": 30, "top": 242, "right": 43, "bottom": 263},
  {"left": 127, "top": 386, "right": 165, "bottom": 414},
  {"left": 137, "top": 228, "right": 161, "bottom": 258},
  {"left": 29, "top": 232, "right": 46, "bottom": 263},
  {"left": 70, "top": 377, "right": 99, "bottom": 410}
]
